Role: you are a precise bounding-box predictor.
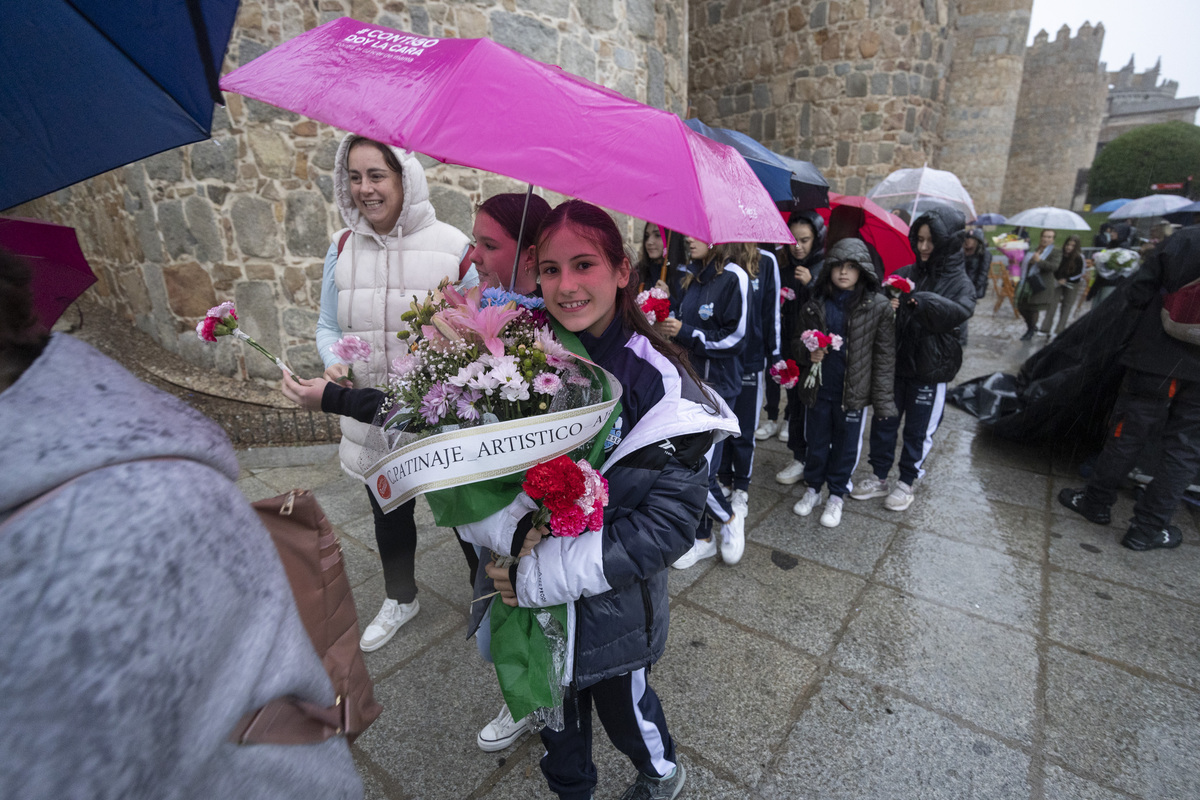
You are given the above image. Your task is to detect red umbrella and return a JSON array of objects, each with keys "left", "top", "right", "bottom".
[
  {"left": 0, "top": 217, "right": 97, "bottom": 328},
  {"left": 785, "top": 193, "right": 911, "bottom": 276}
]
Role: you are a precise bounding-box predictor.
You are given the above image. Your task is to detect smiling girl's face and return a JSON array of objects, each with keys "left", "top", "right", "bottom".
[
  {"left": 538, "top": 224, "right": 631, "bottom": 337},
  {"left": 470, "top": 211, "right": 537, "bottom": 294}
]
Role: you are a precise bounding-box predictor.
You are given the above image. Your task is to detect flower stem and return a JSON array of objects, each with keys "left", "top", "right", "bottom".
[{"left": 232, "top": 329, "right": 293, "bottom": 376}]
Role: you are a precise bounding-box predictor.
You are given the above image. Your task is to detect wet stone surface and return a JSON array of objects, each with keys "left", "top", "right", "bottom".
[{"left": 233, "top": 296, "right": 1200, "bottom": 799}]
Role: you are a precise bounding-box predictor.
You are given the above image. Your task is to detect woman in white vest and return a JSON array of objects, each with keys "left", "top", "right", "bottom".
[{"left": 315, "top": 134, "right": 470, "bottom": 652}]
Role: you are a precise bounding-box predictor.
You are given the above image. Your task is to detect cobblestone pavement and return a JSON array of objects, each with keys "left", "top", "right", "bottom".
[{"left": 237, "top": 293, "right": 1200, "bottom": 800}]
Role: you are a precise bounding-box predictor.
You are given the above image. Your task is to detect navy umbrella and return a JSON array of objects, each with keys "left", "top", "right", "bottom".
[
  {"left": 0, "top": 0, "right": 240, "bottom": 211},
  {"left": 684, "top": 118, "right": 829, "bottom": 211}
]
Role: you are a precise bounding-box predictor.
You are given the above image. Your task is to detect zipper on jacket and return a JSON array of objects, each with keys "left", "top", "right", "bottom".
[{"left": 640, "top": 580, "right": 654, "bottom": 651}]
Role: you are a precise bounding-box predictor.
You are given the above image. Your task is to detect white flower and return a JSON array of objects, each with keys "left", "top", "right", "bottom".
[{"left": 448, "top": 361, "right": 486, "bottom": 387}]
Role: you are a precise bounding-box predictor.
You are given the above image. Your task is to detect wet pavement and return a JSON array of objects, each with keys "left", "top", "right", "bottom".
[{"left": 236, "top": 298, "right": 1200, "bottom": 800}]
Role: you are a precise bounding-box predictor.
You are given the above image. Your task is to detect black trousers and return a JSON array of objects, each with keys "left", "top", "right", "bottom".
[
  {"left": 718, "top": 372, "right": 762, "bottom": 491},
  {"left": 1085, "top": 369, "right": 1200, "bottom": 530},
  {"left": 803, "top": 396, "right": 867, "bottom": 497},
  {"left": 365, "top": 489, "right": 478, "bottom": 602},
  {"left": 539, "top": 669, "right": 676, "bottom": 800}
]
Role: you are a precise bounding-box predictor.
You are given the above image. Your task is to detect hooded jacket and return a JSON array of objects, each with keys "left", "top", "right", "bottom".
[
  {"left": 893, "top": 207, "right": 976, "bottom": 383},
  {"left": 964, "top": 228, "right": 991, "bottom": 300},
  {"left": 673, "top": 257, "right": 749, "bottom": 400},
  {"left": 458, "top": 321, "right": 739, "bottom": 690},
  {"left": 1120, "top": 225, "right": 1200, "bottom": 379},
  {"left": 320, "top": 135, "right": 470, "bottom": 478},
  {"left": 792, "top": 238, "right": 898, "bottom": 416},
  {"left": 778, "top": 211, "right": 826, "bottom": 360},
  {"left": 0, "top": 335, "right": 361, "bottom": 800}
]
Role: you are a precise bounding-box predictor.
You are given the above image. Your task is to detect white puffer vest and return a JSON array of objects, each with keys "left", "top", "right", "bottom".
[{"left": 331, "top": 136, "right": 470, "bottom": 478}]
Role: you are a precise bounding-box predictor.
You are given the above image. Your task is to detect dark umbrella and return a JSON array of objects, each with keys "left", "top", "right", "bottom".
[
  {"left": 0, "top": 0, "right": 240, "bottom": 211},
  {"left": 684, "top": 118, "right": 830, "bottom": 210},
  {"left": 0, "top": 217, "right": 96, "bottom": 328}
]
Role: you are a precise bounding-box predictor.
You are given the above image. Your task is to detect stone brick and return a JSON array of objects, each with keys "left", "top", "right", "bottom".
[
  {"left": 282, "top": 266, "right": 308, "bottom": 301},
  {"left": 707, "top": 2, "right": 722, "bottom": 25},
  {"left": 249, "top": 127, "right": 293, "bottom": 180},
  {"left": 844, "top": 175, "right": 864, "bottom": 195},
  {"left": 313, "top": 138, "right": 340, "bottom": 172},
  {"left": 834, "top": 63, "right": 850, "bottom": 76},
  {"left": 246, "top": 97, "right": 299, "bottom": 124},
  {"left": 428, "top": 185, "right": 473, "bottom": 238},
  {"left": 490, "top": 11, "right": 558, "bottom": 63},
  {"left": 163, "top": 261, "right": 217, "bottom": 317},
  {"left": 836, "top": 140, "right": 851, "bottom": 166},
  {"left": 614, "top": 47, "right": 636, "bottom": 70},
  {"left": 231, "top": 196, "right": 281, "bottom": 258},
  {"left": 861, "top": 112, "right": 882, "bottom": 131},
  {"left": 627, "top": 0, "right": 656, "bottom": 39},
  {"left": 143, "top": 149, "right": 183, "bottom": 182},
  {"left": 238, "top": 38, "right": 269, "bottom": 67},
  {"left": 235, "top": 281, "right": 283, "bottom": 380},
  {"left": 859, "top": 30, "right": 881, "bottom": 59},
  {"left": 753, "top": 82, "right": 771, "bottom": 109},
  {"left": 293, "top": 121, "right": 318, "bottom": 137},
  {"left": 581, "top": 0, "right": 617, "bottom": 30},
  {"left": 285, "top": 344, "right": 326, "bottom": 379},
  {"left": 877, "top": 142, "right": 895, "bottom": 164},
  {"left": 286, "top": 191, "right": 329, "bottom": 258},
  {"left": 788, "top": 5, "right": 806, "bottom": 31},
  {"left": 846, "top": 72, "right": 868, "bottom": 97},
  {"left": 810, "top": 1, "right": 827, "bottom": 29},
  {"left": 648, "top": 49, "right": 666, "bottom": 109},
  {"left": 561, "top": 36, "right": 597, "bottom": 81},
  {"left": 191, "top": 137, "right": 238, "bottom": 184},
  {"left": 870, "top": 73, "right": 890, "bottom": 95},
  {"left": 157, "top": 200, "right": 193, "bottom": 259},
  {"left": 184, "top": 195, "right": 224, "bottom": 263},
  {"left": 283, "top": 306, "right": 320, "bottom": 338}
]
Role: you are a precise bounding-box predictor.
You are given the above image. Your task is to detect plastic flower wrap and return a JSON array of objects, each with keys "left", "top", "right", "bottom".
[
  {"left": 1092, "top": 248, "right": 1141, "bottom": 280},
  {"left": 195, "top": 302, "right": 292, "bottom": 375},
  {"left": 780, "top": 286, "right": 796, "bottom": 304},
  {"left": 635, "top": 286, "right": 672, "bottom": 324},
  {"left": 800, "top": 329, "right": 843, "bottom": 389},
  {"left": 882, "top": 274, "right": 915, "bottom": 299},
  {"left": 769, "top": 359, "right": 800, "bottom": 390}
]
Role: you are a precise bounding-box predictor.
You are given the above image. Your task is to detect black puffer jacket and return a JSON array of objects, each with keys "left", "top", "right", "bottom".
[
  {"left": 778, "top": 211, "right": 826, "bottom": 360},
  {"left": 894, "top": 207, "right": 976, "bottom": 383},
  {"left": 964, "top": 228, "right": 991, "bottom": 300},
  {"left": 1120, "top": 225, "right": 1200, "bottom": 379},
  {"left": 792, "top": 238, "right": 898, "bottom": 415}
]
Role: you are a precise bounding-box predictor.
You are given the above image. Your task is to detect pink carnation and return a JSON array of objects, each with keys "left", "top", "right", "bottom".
[
  {"left": 196, "top": 316, "right": 220, "bottom": 342},
  {"left": 533, "top": 372, "right": 563, "bottom": 396},
  {"left": 331, "top": 334, "right": 372, "bottom": 364}
]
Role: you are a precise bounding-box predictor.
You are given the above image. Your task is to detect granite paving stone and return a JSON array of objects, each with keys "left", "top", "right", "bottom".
[{"left": 751, "top": 501, "right": 899, "bottom": 577}]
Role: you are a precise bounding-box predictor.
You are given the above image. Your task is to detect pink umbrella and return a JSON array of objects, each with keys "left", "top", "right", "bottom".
[
  {"left": 219, "top": 18, "right": 791, "bottom": 245},
  {"left": 0, "top": 217, "right": 97, "bottom": 328}
]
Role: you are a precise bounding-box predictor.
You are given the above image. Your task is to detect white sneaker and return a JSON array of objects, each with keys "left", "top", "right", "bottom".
[
  {"left": 792, "top": 488, "right": 821, "bottom": 517},
  {"left": 884, "top": 481, "right": 915, "bottom": 511},
  {"left": 672, "top": 536, "right": 717, "bottom": 569},
  {"left": 719, "top": 513, "right": 745, "bottom": 565},
  {"left": 778, "top": 425, "right": 790, "bottom": 443},
  {"left": 775, "top": 459, "right": 805, "bottom": 485},
  {"left": 477, "top": 703, "right": 530, "bottom": 752},
  {"left": 754, "top": 419, "right": 780, "bottom": 440},
  {"left": 850, "top": 477, "right": 889, "bottom": 500},
  {"left": 359, "top": 597, "right": 420, "bottom": 652},
  {"left": 730, "top": 489, "right": 749, "bottom": 518},
  {"left": 820, "top": 496, "right": 844, "bottom": 528}
]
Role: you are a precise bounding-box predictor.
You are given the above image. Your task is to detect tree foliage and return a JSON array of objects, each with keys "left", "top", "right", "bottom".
[{"left": 1088, "top": 121, "right": 1200, "bottom": 203}]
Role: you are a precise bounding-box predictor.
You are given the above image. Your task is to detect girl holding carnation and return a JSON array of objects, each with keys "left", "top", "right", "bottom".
[
  {"left": 456, "top": 200, "right": 738, "bottom": 800},
  {"left": 656, "top": 237, "right": 749, "bottom": 569},
  {"left": 789, "top": 238, "right": 897, "bottom": 528}
]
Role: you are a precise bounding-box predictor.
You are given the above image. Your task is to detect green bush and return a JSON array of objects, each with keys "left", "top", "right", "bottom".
[{"left": 1088, "top": 121, "right": 1200, "bottom": 203}]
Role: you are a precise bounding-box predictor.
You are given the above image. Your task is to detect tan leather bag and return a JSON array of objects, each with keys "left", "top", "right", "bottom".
[{"left": 230, "top": 490, "right": 383, "bottom": 745}]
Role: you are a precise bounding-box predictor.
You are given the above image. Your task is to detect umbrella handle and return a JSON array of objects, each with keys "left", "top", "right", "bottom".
[{"left": 659, "top": 231, "right": 671, "bottom": 285}]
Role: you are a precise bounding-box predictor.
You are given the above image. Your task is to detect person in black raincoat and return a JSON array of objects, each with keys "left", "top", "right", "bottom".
[{"left": 850, "top": 206, "right": 976, "bottom": 511}]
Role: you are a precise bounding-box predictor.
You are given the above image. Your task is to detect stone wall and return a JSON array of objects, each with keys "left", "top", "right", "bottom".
[
  {"left": 688, "top": 0, "right": 956, "bottom": 196},
  {"left": 999, "top": 22, "right": 1107, "bottom": 215},
  {"left": 936, "top": 0, "right": 1032, "bottom": 215},
  {"left": 11, "top": 0, "right": 687, "bottom": 382}
]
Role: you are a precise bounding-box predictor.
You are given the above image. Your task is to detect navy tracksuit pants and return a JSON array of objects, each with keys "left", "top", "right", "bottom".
[
  {"left": 803, "top": 396, "right": 867, "bottom": 497},
  {"left": 539, "top": 668, "right": 676, "bottom": 800},
  {"left": 867, "top": 377, "right": 947, "bottom": 486},
  {"left": 719, "top": 372, "right": 763, "bottom": 491}
]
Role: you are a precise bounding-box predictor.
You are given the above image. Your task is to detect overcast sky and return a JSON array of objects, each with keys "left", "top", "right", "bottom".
[{"left": 1028, "top": 0, "right": 1200, "bottom": 113}]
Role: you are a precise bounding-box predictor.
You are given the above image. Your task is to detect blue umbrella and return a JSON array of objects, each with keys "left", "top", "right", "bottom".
[
  {"left": 684, "top": 118, "right": 829, "bottom": 210},
  {"left": 1091, "top": 198, "right": 1133, "bottom": 213},
  {"left": 975, "top": 213, "right": 1007, "bottom": 226},
  {"left": 0, "top": 0, "right": 240, "bottom": 211}
]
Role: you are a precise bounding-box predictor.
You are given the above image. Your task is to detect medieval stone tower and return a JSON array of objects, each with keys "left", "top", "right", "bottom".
[{"left": 999, "top": 22, "right": 1108, "bottom": 214}]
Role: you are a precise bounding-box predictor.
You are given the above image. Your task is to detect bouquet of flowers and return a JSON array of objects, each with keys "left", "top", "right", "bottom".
[
  {"left": 635, "top": 286, "right": 672, "bottom": 324},
  {"left": 800, "top": 329, "right": 843, "bottom": 389},
  {"left": 882, "top": 274, "right": 915, "bottom": 300},
  {"left": 1091, "top": 248, "right": 1141, "bottom": 281},
  {"left": 195, "top": 301, "right": 292, "bottom": 375},
  {"left": 769, "top": 359, "right": 800, "bottom": 390},
  {"left": 329, "top": 334, "right": 371, "bottom": 382},
  {"left": 780, "top": 286, "right": 796, "bottom": 304}
]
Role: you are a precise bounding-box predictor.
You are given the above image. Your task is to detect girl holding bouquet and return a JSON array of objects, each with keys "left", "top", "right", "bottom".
[
  {"left": 655, "top": 237, "right": 750, "bottom": 568},
  {"left": 458, "top": 200, "right": 738, "bottom": 800},
  {"left": 790, "top": 238, "right": 897, "bottom": 527}
]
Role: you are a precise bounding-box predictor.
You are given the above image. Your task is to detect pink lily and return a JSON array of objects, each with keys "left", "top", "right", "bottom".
[{"left": 441, "top": 285, "right": 521, "bottom": 357}]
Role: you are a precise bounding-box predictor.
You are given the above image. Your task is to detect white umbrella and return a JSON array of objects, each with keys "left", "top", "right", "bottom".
[
  {"left": 1108, "top": 194, "right": 1194, "bottom": 219},
  {"left": 1006, "top": 207, "right": 1091, "bottom": 231},
  {"left": 867, "top": 166, "right": 977, "bottom": 221}
]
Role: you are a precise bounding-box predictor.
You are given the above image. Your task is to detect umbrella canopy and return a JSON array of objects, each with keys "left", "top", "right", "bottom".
[
  {"left": 1091, "top": 198, "right": 1133, "bottom": 214},
  {"left": 975, "top": 213, "right": 1008, "bottom": 226},
  {"left": 0, "top": 217, "right": 96, "bottom": 328},
  {"left": 1006, "top": 207, "right": 1091, "bottom": 231},
  {"left": 1108, "top": 194, "right": 1194, "bottom": 220},
  {"left": 221, "top": 18, "right": 791, "bottom": 245},
  {"left": 0, "top": 0, "right": 240, "bottom": 211},
  {"left": 796, "top": 193, "right": 912, "bottom": 276},
  {"left": 867, "top": 167, "right": 977, "bottom": 223},
  {"left": 682, "top": 119, "right": 829, "bottom": 209}
]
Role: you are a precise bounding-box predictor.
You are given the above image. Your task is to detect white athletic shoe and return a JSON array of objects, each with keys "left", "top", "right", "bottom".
[
  {"left": 754, "top": 420, "right": 780, "bottom": 440},
  {"left": 672, "top": 537, "right": 717, "bottom": 569},
  {"left": 477, "top": 704, "right": 531, "bottom": 752},
  {"left": 719, "top": 513, "right": 745, "bottom": 565},
  {"left": 820, "top": 496, "right": 844, "bottom": 528},
  {"left": 730, "top": 489, "right": 749, "bottom": 519},
  {"left": 850, "top": 478, "right": 890, "bottom": 500},
  {"left": 778, "top": 425, "right": 790, "bottom": 443},
  {"left": 775, "top": 459, "right": 805, "bottom": 485},
  {"left": 884, "top": 481, "right": 915, "bottom": 511},
  {"left": 792, "top": 488, "right": 821, "bottom": 517},
  {"left": 360, "top": 598, "right": 420, "bottom": 652}
]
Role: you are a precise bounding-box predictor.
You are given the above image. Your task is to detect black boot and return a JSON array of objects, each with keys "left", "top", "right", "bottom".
[{"left": 1020, "top": 327, "right": 1035, "bottom": 341}]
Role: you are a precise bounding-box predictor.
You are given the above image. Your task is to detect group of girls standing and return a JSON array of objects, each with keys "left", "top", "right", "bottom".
[{"left": 283, "top": 134, "right": 737, "bottom": 800}]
